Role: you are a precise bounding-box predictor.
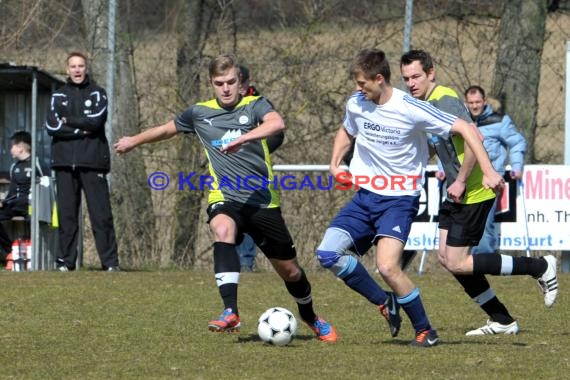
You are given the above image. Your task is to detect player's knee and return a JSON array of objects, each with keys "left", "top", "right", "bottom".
[
  {"left": 316, "top": 249, "right": 340, "bottom": 269},
  {"left": 439, "top": 254, "right": 461, "bottom": 273},
  {"left": 316, "top": 249, "right": 355, "bottom": 277},
  {"left": 376, "top": 259, "right": 401, "bottom": 279},
  {"left": 273, "top": 260, "right": 301, "bottom": 281},
  {"left": 210, "top": 224, "right": 234, "bottom": 242}
]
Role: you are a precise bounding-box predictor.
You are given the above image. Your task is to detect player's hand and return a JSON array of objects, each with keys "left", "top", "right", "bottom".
[
  {"left": 482, "top": 170, "right": 505, "bottom": 192},
  {"left": 329, "top": 164, "right": 347, "bottom": 180},
  {"left": 220, "top": 137, "right": 244, "bottom": 154},
  {"left": 435, "top": 170, "right": 446, "bottom": 181},
  {"left": 114, "top": 137, "right": 136, "bottom": 155},
  {"left": 446, "top": 180, "right": 465, "bottom": 203},
  {"left": 510, "top": 170, "right": 523, "bottom": 180}
]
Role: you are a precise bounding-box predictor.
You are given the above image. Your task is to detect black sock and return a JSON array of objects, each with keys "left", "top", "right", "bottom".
[
  {"left": 285, "top": 268, "right": 316, "bottom": 323},
  {"left": 213, "top": 242, "right": 241, "bottom": 315},
  {"left": 453, "top": 273, "right": 514, "bottom": 324},
  {"left": 472, "top": 254, "right": 501, "bottom": 275},
  {"left": 481, "top": 298, "right": 515, "bottom": 325},
  {"left": 474, "top": 254, "right": 548, "bottom": 277},
  {"left": 511, "top": 256, "right": 548, "bottom": 277}
]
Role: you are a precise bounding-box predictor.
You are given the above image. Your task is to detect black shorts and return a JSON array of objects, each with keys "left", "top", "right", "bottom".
[
  {"left": 206, "top": 201, "right": 296, "bottom": 260},
  {"left": 438, "top": 198, "right": 495, "bottom": 247}
]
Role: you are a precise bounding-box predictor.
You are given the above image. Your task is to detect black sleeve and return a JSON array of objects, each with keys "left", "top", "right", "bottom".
[{"left": 267, "top": 132, "right": 285, "bottom": 153}]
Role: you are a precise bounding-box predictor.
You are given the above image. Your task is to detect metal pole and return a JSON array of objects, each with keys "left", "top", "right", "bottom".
[
  {"left": 30, "top": 70, "right": 39, "bottom": 270},
  {"left": 403, "top": 0, "right": 413, "bottom": 53},
  {"left": 401, "top": 0, "right": 414, "bottom": 90},
  {"left": 562, "top": 41, "right": 570, "bottom": 272},
  {"left": 105, "top": 0, "right": 117, "bottom": 187}
]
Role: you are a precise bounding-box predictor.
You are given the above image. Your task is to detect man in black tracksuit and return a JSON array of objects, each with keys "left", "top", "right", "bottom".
[{"left": 45, "top": 51, "right": 119, "bottom": 271}]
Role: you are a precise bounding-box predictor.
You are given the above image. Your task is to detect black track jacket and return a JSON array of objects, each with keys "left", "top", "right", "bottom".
[{"left": 45, "top": 75, "right": 110, "bottom": 172}]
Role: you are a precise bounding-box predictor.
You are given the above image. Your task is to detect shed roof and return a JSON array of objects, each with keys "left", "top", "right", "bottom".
[{"left": 0, "top": 63, "right": 64, "bottom": 91}]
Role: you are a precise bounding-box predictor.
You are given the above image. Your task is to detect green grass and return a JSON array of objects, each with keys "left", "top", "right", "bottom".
[{"left": 0, "top": 269, "right": 568, "bottom": 379}]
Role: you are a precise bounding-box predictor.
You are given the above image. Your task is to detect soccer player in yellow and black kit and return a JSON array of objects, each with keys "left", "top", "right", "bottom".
[
  {"left": 400, "top": 49, "right": 558, "bottom": 336},
  {"left": 115, "top": 54, "right": 337, "bottom": 342}
]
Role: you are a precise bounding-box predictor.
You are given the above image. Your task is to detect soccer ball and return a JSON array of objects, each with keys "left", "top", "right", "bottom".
[{"left": 257, "top": 307, "right": 298, "bottom": 346}]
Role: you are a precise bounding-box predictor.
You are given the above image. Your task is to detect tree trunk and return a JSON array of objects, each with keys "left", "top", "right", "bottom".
[
  {"left": 171, "top": 0, "right": 212, "bottom": 266},
  {"left": 80, "top": 0, "right": 108, "bottom": 79},
  {"left": 492, "top": 0, "right": 547, "bottom": 162},
  {"left": 81, "top": 0, "right": 155, "bottom": 267},
  {"left": 110, "top": 7, "right": 156, "bottom": 267}
]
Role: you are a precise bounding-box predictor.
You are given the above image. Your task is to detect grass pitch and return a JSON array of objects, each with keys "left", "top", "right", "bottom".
[{"left": 0, "top": 268, "right": 568, "bottom": 379}]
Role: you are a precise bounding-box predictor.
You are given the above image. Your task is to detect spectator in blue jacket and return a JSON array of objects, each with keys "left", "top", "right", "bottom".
[{"left": 464, "top": 85, "right": 527, "bottom": 255}]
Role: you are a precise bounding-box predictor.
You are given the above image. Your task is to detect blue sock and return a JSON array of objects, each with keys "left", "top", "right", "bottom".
[
  {"left": 398, "top": 288, "right": 431, "bottom": 333},
  {"left": 341, "top": 259, "right": 387, "bottom": 305}
]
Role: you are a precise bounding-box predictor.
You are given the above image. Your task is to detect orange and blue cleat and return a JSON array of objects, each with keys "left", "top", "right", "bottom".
[
  {"left": 208, "top": 308, "right": 241, "bottom": 333},
  {"left": 305, "top": 316, "right": 338, "bottom": 343}
]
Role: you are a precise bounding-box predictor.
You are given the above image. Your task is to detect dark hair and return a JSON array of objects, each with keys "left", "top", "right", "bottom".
[
  {"left": 350, "top": 48, "right": 391, "bottom": 83},
  {"left": 238, "top": 65, "right": 250, "bottom": 83},
  {"left": 464, "top": 85, "right": 486, "bottom": 98},
  {"left": 10, "top": 131, "right": 31, "bottom": 146},
  {"left": 400, "top": 49, "right": 434, "bottom": 73},
  {"left": 66, "top": 51, "right": 88, "bottom": 65}
]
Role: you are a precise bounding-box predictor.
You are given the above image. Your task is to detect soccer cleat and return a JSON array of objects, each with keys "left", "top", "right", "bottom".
[
  {"left": 106, "top": 266, "right": 121, "bottom": 272},
  {"left": 410, "top": 329, "right": 439, "bottom": 347},
  {"left": 378, "top": 292, "right": 401, "bottom": 337},
  {"left": 465, "top": 320, "right": 519, "bottom": 336},
  {"left": 55, "top": 258, "right": 69, "bottom": 272},
  {"left": 537, "top": 255, "right": 558, "bottom": 308},
  {"left": 207, "top": 308, "right": 241, "bottom": 332},
  {"left": 304, "top": 317, "right": 338, "bottom": 343}
]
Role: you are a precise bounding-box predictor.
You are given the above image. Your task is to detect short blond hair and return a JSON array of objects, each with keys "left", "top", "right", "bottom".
[{"left": 208, "top": 54, "right": 240, "bottom": 80}]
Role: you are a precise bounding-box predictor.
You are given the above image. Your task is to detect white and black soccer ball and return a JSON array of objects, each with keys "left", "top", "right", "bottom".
[{"left": 257, "top": 307, "right": 298, "bottom": 346}]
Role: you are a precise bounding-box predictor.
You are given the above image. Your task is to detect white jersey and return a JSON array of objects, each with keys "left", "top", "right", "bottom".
[{"left": 343, "top": 88, "right": 456, "bottom": 196}]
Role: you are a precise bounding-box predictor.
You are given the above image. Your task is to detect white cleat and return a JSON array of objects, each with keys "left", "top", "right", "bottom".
[
  {"left": 538, "top": 255, "right": 558, "bottom": 308},
  {"left": 466, "top": 320, "right": 520, "bottom": 336}
]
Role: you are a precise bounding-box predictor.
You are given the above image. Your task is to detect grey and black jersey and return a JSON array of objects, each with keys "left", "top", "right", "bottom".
[{"left": 175, "top": 96, "right": 280, "bottom": 208}]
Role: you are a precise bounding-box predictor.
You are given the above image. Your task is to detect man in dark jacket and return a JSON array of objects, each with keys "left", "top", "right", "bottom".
[
  {"left": 45, "top": 51, "right": 119, "bottom": 272},
  {"left": 0, "top": 132, "right": 33, "bottom": 264}
]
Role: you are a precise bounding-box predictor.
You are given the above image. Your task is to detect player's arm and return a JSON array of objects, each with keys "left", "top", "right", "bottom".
[
  {"left": 446, "top": 141, "right": 476, "bottom": 202},
  {"left": 114, "top": 120, "right": 178, "bottom": 155},
  {"left": 221, "top": 111, "right": 284, "bottom": 154},
  {"left": 447, "top": 125, "right": 480, "bottom": 202},
  {"left": 451, "top": 118, "right": 503, "bottom": 191},
  {"left": 501, "top": 116, "right": 527, "bottom": 179},
  {"left": 65, "top": 88, "right": 108, "bottom": 133},
  {"left": 329, "top": 126, "right": 353, "bottom": 178}
]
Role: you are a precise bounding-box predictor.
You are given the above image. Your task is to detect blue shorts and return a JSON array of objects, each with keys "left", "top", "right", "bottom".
[{"left": 329, "top": 188, "right": 419, "bottom": 255}]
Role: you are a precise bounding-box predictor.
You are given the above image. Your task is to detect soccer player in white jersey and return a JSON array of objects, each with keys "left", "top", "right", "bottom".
[
  {"left": 316, "top": 48, "right": 504, "bottom": 347},
  {"left": 115, "top": 54, "right": 337, "bottom": 342}
]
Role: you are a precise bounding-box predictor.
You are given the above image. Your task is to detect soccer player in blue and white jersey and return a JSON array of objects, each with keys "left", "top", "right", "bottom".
[
  {"left": 115, "top": 54, "right": 337, "bottom": 342},
  {"left": 316, "top": 48, "right": 504, "bottom": 347}
]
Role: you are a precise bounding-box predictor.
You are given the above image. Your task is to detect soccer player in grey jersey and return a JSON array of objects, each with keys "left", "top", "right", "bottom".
[{"left": 115, "top": 54, "right": 337, "bottom": 342}]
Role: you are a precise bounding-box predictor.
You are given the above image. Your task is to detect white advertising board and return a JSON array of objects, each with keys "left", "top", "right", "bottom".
[{"left": 406, "top": 165, "right": 570, "bottom": 251}]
